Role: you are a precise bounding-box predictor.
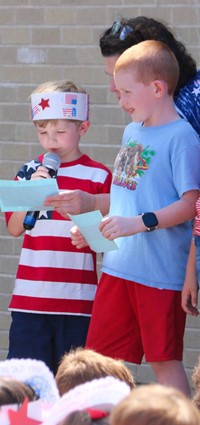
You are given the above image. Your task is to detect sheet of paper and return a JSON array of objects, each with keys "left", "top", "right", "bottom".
[
  {"left": 69, "top": 210, "right": 118, "bottom": 253},
  {"left": 0, "top": 179, "right": 59, "bottom": 212}
]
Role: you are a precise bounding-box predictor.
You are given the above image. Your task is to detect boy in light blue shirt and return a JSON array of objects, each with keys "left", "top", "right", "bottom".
[{"left": 83, "top": 40, "right": 200, "bottom": 396}]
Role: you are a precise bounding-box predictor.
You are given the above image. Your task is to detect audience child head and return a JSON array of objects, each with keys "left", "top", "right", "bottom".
[
  {"left": 58, "top": 409, "right": 110, "bottom": 425},
  {"left": 192, "top": 356, "right": 200, "bottom": 410},
  {"left": 109, "top": 383, "right": 200, "bottom": 425},
  {"left": 43, "top": 376, "right": 131, "bottom": 425},
  {"left": 0, "top": 377, "right": 37, "bottom": 406},
  {"left": 55, "top": 348, "right": 135, "bottom": 396},
  {"left": 0, "top": 358, "right": 59, "bottom": 404}
]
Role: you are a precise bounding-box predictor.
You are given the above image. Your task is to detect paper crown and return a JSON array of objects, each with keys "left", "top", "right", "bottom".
[
  {"left": 0, "top": 375, "right": 130, "bottom": 425},
  {"left": 31, "top": 92, "right": 89, "bottom": 121},
  {"left": 42, "top": 376, "right": 131, "bottom": 425},
  {"left": 0, "top": 358, "right": 59, "bottom": 404},
  {"left": 0, "top": 359, "right": 60, "bottom": 425},
  {"left": 0, "top": 399, "right": 43, "bottom": 425}
]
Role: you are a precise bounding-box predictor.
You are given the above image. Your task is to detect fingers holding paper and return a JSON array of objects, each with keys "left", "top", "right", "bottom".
[{"left": 44, "top": 190, "right": 96, "bottom": 218}]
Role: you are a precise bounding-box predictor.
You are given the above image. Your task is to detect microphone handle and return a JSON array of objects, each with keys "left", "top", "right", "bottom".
[
  {"left": 23, "top": 210, "right": 40, "bottom": 230},
  {"left": 48, "top": 168, "right": 56, "bottom": 178},
  {"left": 23, "top": 167, "right": 56, "bottom": 231}
]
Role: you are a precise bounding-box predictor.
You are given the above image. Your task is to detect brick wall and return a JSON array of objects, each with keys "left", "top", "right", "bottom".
[{"left": 0, "top": 0, "right": 199, "bottom": 388}]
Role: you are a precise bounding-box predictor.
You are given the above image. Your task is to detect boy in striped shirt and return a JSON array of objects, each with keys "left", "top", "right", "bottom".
[{"left": 5, "top": 79, "right": 112, "bottom": 375}]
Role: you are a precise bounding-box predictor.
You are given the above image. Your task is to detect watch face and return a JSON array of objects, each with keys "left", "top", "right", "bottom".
[{"left": 142, "top": 212, "right": 158, "bottom": 229}]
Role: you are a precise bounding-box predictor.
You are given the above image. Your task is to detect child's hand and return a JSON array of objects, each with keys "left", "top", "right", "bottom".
[
  {"left": 70, "top": 225, "right": 88, "bottom": 249},
  {"left": 99, "top": 215, "right": 143, "bottom": 240},
  {"left": 44, "top": 190, "right": 96, "bottom": 217},
  {"left": 30, "top": 166, "right": 51, "bottom": 180},
  {"left": 181, "top": 279, "right": 199, "bottom": 316}
]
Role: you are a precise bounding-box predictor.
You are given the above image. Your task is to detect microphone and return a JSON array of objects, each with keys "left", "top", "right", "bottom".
[{"left": 23, "top": 152, "right": 61, "bottom": 230}]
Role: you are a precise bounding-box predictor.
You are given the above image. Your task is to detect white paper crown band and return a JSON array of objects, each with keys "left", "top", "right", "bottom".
[{"left": 31, "top": 92, "right": 89, "bottom": 121}]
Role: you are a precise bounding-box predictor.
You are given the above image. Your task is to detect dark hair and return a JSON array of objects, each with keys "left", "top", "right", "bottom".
[
  {"left": 99, "top": 16, "right": 197, "bottom": 96},
  {"left": 0, "top": 377, "right": 37, "bottom": 406},
  {"left": 59, "top": 410, "right": 109, "bottom": 425}
]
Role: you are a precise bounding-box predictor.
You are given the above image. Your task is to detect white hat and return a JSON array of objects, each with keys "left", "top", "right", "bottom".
[
  {"left": 0, "top": 358, "right": 59, "bottom": 404},
  {"left": 42, "top": 376, "right": 131, "bottom": 425},
  {"left": 0, "top": 359, "right": 60, "bottom": 425},
  {"left": 31, "top": 92, "right": 89, "bottom": 121}
]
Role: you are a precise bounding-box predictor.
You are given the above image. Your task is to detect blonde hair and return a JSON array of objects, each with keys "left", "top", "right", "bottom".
[
  {"left": 114, "top": 40, "right": 179, "bottom": 95},
  {"left": 31, "top": 80, "right": 88, "bottom": 127},
  {"left": 55, "top": 347, "right": 135, "bottom": 396},
  {"left": 110, "top": 384, "right": 200, "bottom": 425},
  {"left": 192, "top": 356, "right": 200, "bottom": 410}
]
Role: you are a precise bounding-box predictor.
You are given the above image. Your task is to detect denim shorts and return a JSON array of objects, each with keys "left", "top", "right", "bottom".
[{"left": 194, "top": 235, "right": 200, "bottom": 287}]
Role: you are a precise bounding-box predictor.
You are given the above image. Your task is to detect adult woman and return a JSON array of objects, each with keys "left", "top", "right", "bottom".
[
  {"left": 100, "top": 16, "right": 200, "bottom": 137},
  {"left": 45, "top": 16, "right": 200, "bottom": 216}
]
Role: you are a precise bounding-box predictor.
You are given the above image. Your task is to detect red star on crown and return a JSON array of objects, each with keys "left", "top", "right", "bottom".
[
  {"left": 39, "top": 98, "right": 50, "bottom": 110},
  {"left": 8, "top": 398, "right": 42, "bottom": 425}
]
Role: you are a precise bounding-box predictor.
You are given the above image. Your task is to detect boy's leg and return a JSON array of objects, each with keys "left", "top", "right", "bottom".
[
  {"left": 7, "top": 312, "right": 54, "bottom": 371},
  {"left": 52, "top": 315, "right": 91, "bottom": 374},
  {"left": 133, "top": 284, "right": 189, "bottom": 396},
  {"left": 86, "top": 273, "right": 144, "bottom": 363},
  {"left": 150, "top": 360, "right": 191, "bottom": 397}
]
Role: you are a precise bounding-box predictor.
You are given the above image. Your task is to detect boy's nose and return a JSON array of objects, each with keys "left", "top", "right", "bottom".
[
  {"left": 48, "top": 134, "right": 57, "bottom": 144},
  {"left": 119, "top": 96, "right": 125, "bottom": 109}
]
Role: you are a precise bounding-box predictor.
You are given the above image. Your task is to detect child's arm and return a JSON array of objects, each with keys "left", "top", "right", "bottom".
[
  {"left": 7, "top": 211, "right": 27, "bottom": 237},
  {"left": 182, "top": 238, "right": 199, "bottom": 316},
  {"left": 44, "top": 191, "right": 110, "bottom": 217},
  {"left": 7, "top": 165, "right": 51, "bottom": 237},
  {"left": 99, "top": 190, "right": 199, "bottom": 238}
]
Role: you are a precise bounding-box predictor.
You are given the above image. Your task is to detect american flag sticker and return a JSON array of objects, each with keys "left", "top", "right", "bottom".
[
  {"left": 32, "top": 105, "right": 40, "bottom": 118},
  {"left": 63, "top": 107, "right": 77, "bottom": 118},
  {"left": 65, "top": 94, "right": 77, "bottom": 105}
]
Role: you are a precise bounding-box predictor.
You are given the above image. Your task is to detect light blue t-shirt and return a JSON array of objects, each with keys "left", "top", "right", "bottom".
[{"left": 102, "top": 119, "right": 200, "bottom": 290}]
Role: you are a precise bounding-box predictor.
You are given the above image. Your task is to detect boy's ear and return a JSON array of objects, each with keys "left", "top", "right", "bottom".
[
  {"left": 79, "top": 120, "right": 90, "bottom": 135},
  {"left": 152, "top": 80, "right": 167, "bottom": 98}
]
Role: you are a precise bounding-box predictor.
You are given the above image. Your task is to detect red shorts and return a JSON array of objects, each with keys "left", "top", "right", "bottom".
[{"left": 86, "top": 273, "right": 186, "bottom": 364}]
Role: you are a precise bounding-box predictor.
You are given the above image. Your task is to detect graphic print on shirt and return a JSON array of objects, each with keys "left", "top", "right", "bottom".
[{"left": 113, "top": 139, "right": 155, "bottom": 191}]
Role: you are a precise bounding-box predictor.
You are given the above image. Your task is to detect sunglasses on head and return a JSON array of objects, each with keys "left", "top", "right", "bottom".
[{"left": 110, "top": 21, "right": 133, "bottom": 40}]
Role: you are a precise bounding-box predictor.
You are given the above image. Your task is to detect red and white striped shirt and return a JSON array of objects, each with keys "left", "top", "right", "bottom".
[{"left": 5, "top": 154, "right": 112, "bottom": 316}]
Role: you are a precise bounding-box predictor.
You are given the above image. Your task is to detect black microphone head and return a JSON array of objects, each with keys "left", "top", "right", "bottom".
[{"left": 42, "top": 152, "right": 61, "bottom": 172}]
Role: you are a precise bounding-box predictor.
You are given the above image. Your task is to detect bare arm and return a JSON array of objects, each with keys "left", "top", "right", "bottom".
[
  {"left": 71, "top": 190, "right": 199, "bottom": 249},
  {"left": 182, "top": 236, "right": 199, "bottom": 316},
  {"left": 44, "top": 191, "right": 110, "bottom": 217},
  {"left": 100, "top": 190, "right": 199, "bottom": 239},
  {"left": 7, "top": 165, "right": 51, "bottom": 237},
  {"left": 7, "top": 211, "right": 27, "bottom": 237}
]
